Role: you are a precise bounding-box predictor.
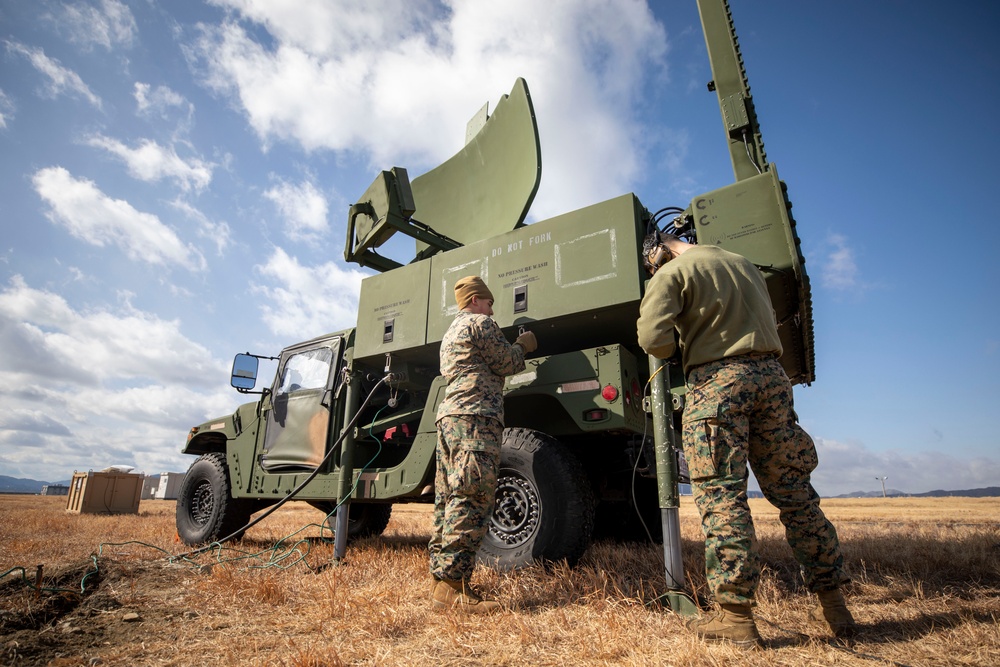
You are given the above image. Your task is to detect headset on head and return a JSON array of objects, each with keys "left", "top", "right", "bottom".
[
  {"left": 643, "top": 207, "right": 693, "bottom": 275},
  {"left": 642, "top": 228, "right": 671, "bottom": 276}
]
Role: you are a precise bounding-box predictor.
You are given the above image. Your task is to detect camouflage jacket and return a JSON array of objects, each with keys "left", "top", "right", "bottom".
[{"left": 436, "top": 311, "right": 526, "bottom": 422}]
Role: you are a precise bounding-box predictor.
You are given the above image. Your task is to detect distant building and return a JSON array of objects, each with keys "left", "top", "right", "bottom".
[
  {"left": 41, "top": 484, "right": 69, "bottom": 496},
  {"left": 154, "top": 472, "right": 186, "bottom": 500},
  {"left": 141, "top": 475, "right": 159, "bottom": 500}
]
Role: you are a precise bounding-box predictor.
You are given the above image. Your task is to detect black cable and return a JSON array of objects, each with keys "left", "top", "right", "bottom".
[
  {"left": 647, "top": 207, "right": 685, "bottom": 235},
  {"left": 650, "top": 206, "right": 685, "bottom": 221}
]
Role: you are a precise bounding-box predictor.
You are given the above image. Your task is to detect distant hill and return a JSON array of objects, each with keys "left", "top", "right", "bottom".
[
  {"left": 835, "top": 489, "right": 905, "bottom": 498},
  {"left": 911, "top": 486, "right": 1000, "bottom": 498},
  {"left": 833, "top": 486, "right": 1000, "bottom": 499},
  {"left": 0, "top": 475, "right": 77, "bottom": 494},
  {"left": 1, "top": 475, "right": 51, "bottom": 494}
]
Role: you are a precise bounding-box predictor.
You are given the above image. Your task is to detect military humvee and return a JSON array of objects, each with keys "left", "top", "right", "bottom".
[{"left": 175, "top": 0, "right": 813, "bottom": 597}]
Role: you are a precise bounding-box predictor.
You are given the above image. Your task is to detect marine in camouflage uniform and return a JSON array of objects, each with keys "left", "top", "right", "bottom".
[
  {"left": 637, "top": 233, "right": 854, "bottom": 642},
  {"left": 429, "top": 276, "right": 535, "bottom": 610}
]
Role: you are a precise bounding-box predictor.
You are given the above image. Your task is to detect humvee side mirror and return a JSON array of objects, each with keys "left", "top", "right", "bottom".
[{"left": 231, "top": 353, "right": 259, "bottom": 391}]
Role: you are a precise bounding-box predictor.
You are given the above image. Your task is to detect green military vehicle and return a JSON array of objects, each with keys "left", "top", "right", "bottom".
[{"left": 175, "top": 0, "right": 814, "bottom": 593}]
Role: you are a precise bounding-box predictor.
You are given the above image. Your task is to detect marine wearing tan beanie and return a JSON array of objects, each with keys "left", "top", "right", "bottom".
[{"left": 454, "top": 276, "right": 494, "bottom": 311}]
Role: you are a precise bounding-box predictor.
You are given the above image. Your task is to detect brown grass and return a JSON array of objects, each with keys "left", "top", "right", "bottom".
[{"left": 1, "top": 495, "right": 998, "bottom": 666}]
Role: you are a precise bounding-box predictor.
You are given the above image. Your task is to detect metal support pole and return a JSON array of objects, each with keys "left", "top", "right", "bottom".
[
  {"left": 648, "top": 356, "right": 699, "bottom": 617},
  {"left": 333, "top": 375, "right": 361, "bottom": 561}
]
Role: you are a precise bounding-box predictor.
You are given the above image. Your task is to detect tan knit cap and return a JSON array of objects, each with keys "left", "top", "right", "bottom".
[{"left": 454, "top": 276, "right": 494, "bottom": 310}]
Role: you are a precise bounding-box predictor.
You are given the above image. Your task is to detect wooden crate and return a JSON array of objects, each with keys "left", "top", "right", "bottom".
[{"left": 66, "top": 471, "right": 144, "bottom": 514}]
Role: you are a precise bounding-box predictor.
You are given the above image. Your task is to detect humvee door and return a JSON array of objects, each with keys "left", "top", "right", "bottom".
[{"left": 260, "top": 337, "right": 342, "bottom": 471}]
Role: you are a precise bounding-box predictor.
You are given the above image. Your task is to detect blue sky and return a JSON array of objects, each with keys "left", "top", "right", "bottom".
[{"left": 1, "top": 0, "right": 997, "bottom": 496}]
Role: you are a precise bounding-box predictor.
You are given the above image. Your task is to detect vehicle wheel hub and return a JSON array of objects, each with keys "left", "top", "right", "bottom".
[
  {"left": 490, "top": 473, "right": 539, "bottom": 546},
  {"left": 191, "top": 480, "right": 215, "bottom": 526}
]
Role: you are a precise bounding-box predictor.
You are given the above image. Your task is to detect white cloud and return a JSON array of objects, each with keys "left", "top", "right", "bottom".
[
  {"left": 264, "top": 177, "right": 330, "bottom": 244},
  {"left": 807, "top": 436, "right": 1000, "bottom": 497},
  {"left": 134, "top": 82, "right": 194, "bottom": 124},
  {"left": 0, "top": 415, "right": 222, "bottom": 482},
  {"left": 171, "top": 199, "right": 232, "bottom": 256},
  {"left": 819, "top": 233, "right": 862, "bottom": 291},
  {"left": 208, "top": 0, "right": 437, "bottom": 57},
  {"left": 0, "top": 276, "right": 239, "bottom": 480},
  {"left": 0, "top": 380, "right": 239, "bottom": 479},
  {"left": 74, "top": 384, "right": 235, "bottom": 429},
  {"left": 190, "top": 0, "right": 667, "bottom": 219},
  {"left": 0, "top": 276, "right": 225, "bottom": 387},
  {"left": 0, "top": 89, "right": 14, "bottom": 128},
  {"left": 32, "top": 166, "right": 206, "bottom": 271},
  {"left": 254, "top": 247, "right": 367, "bottom": 337},
  {"left": 65, "top": 266, "right": 95, "bottom": 285},
  {"left": 4, "top": 40, "right": 103, "bottom": 109},
  {"left": 85, "top": 134, "right": 214, "bottom": 192},
  {"left": 56, "top": 0, "right": 137, "bottom": 51},
  {"left": 0, "top": 409, "right": 73, "bottom": 436}
]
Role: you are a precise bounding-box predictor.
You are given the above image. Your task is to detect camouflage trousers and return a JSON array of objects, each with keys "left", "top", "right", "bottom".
[
  {"left": 428, "top": 415, "right": 502, "bottom": 582},
  {"left": 683, "top": 354, "right": 849, "bottom": 605}
]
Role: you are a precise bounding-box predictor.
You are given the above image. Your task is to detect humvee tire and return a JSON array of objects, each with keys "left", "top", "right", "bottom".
[
  {"left": 176, "top": 452, "right": 257, "bottom": 545},
  {"left": 479, "top": 428, "right": 595, "bottom": 570},
  {"left": 311, "top": 502, "right": 393, "bottom": 540}
]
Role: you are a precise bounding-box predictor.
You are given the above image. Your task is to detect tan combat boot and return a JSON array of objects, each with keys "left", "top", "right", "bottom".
[
  {"left": 430, "top": 578, "right": 501, "bottom": 614},
  {"left": 809, "top": 588, "right": 857, "bottom": 638},
  {"left": 685, "top": 603, "right": 761, "bottom": 646}
]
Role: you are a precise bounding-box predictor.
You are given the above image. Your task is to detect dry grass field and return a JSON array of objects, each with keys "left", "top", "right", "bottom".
[{"left": 1, "top": 494, "right": 998, "bottom": 666}]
